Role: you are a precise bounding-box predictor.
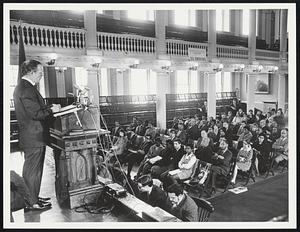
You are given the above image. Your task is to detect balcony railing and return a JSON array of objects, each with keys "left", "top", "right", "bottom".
[
  {"left": 10, "top": 21, "right": 86, "bottom": 49},
  {"left": 10, "top": 21, "right": 281, "bottom": 63},
  {"left": 216, "top": 45, "right": 248, "bottom": 59},
  {"left": 97, "top": 32, "right": 156, "bottom": 54},
  {"left": 166, "top": 39, "right": 208, "bottom": 56}
]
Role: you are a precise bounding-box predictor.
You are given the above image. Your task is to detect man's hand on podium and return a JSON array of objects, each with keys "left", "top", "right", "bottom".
[{"left": 51, "top": 104, "right": 61, "bottom": 113}]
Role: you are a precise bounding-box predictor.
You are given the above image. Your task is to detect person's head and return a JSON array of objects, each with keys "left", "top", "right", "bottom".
[
  {"left": 242, "top": 140, "right": 250, "bottom": 148},
  {"left": 223, "top": 121, "right": 229, "bottom": 129},
  {"left": 241, "top": 121, "right": 247, "bottom": 128},
  {"left": 260, "top": 119, "right": 266, "bottom": 128},
  {"left": 204, "top": 101, "right": 207, "bottom": 106},
  {"left": 201, "top": 130, "right": 208, "bottom": 138},
  {"left": 281, "top": 128, "right": 288, "bottom": 138},
  {"left": 256, "top": 110, "right": 262, "bottom": 116},
  {"left": 271, "top": 108, "right": 276, "bottom": 115},
  {"left": 185, "top": 144, "right": 193, "bottom": 154},
  {"left": 277, "top": 109, "right": 283, "bottom": 116},
  {"left": 219, "top": 128, "right": 225, "bottom": 137},
  {"left": 233, "top": 99, "right": 237, "bottom": 105},
  {"left": 258, "top": 133, "right": 266, "bottom": 144},
  {"left": 228, "top": 111, "right": 232, "bottom": 117},
  {"left": 119, "top": 129, "right": 125, "bottom": 137},
  {"left": 221, "top": 113, "right": 227, "bottom": 119},
  {"left": 194, "top": 114, "right": 199, "bottom": 120},
  {"left": 208, "top": 127, "right": 213, "bottom": 133},
  {"left": 170, "top": 129, "right": 176, "bottom": 138},
  {"left": 272, "top": 127, "right": 278, "bottom": 133},
  {"left": 137, "top": 175, "right": 153, "bottom": 193},
  {"left": 219, "top": 138, "right": 228, "bottom": 151},
  {"left": 266, "top": 112, "right": 271, "bottom": 118},
  {"left": 238, "top": 108, "right": 243, "bottom": 115},
  {"left": 201, "top": 115, "right": 207, "bottom": 121},
  {"left": 155, "top": 137, "right": 162, "bottom": 146},
  {"left": 209, "top": 116, "right": 213, "bottom": 122},
  {"left": 21, "top": 60, "right": 43, "bottom": 84},
  {"left": 178, "top": 123, "right": 184, "bottom": 130},
  {"left": 173, "top": 139, "right": 182, "bottom": 150},
  {"left": 132, "top": 116, "right": 138, "bottom": 123},
  {"left": 190, "top": 118, "right": 196, "bottom": 126},
  {"left": 115, "top": 121, "right": 120, "bottom": 127},
  {"left": 249, "top": 109, "right": 253, "bottom": 115},
  {"left": 143, "top": 120, "right": 149, "bottom": 126},
  {"left": 166, "top": 183, "right": 184, "bottom": 205},
  {"left": 148, "top": 121, "right": 153, "bottom": 128},
  {"left": 165, "top": 139, "right": 174, "bottom": 150}
]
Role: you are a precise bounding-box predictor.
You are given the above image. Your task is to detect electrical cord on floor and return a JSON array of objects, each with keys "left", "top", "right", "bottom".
[{"left": 74, "top": 189, "right": 115, "bottom": 214}]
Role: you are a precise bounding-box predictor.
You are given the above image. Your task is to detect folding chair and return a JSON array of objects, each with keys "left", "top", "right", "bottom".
[{"left": 191, "top": 197, "right": 215, "bottom": 222}]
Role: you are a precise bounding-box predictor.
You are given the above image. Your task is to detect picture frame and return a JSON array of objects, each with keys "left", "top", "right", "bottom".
[{"left": 255, "top": 74, "right": 270, "bottom": 94}]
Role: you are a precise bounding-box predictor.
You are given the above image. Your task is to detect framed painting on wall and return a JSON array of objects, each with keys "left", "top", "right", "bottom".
[{"left": 255, "top": 74, "right": 270, "bottom": 94}]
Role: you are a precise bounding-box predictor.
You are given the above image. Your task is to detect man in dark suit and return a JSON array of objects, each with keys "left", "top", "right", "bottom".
[
  {"left": 205, "top": 138, "right": 233, "bottom": 196},
  {"left": 137, "top": 175, "right": 172, "bottom": 212},
  {"left": 13, "top": 60, "right": 60, "bottom": 211}
]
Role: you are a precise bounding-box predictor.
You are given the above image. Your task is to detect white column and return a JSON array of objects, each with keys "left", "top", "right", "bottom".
[
  {"left": 248, "top": 9, "right": 257, "bottom": 62},
  {"left": 84, "top": 10, "right": 97, "bottom": 50},
  {"left": 116, "top": 70, "right": 124, "bottom": 95},
  {"left": 246, "top": 73, "right": 256, "bottom": 112},
  {"left": 277, "top": 73, "right": 286, "bottom": 110},
  {"left": 280, "top": 9, "right": 288, "bottom": 62},
  {"left": 274, "top": 10, "right": 280, "bottom": 42},
  {"left": 123, "top": 69, "right": 130, "bottom": 95},
  {"left": 265, "top": 10, "right": 272, "bottom": 48},
  {"left": 207, "top": 73, "right": 216, "bottom": 118},
  {"left": 257, "top": 10, "right": 263, "bottom": 39},
  {"left": 156, "top": 72, "right": 170, "bottom": 129},
  {"left": 107, "top": 68, "right": 117, "bottom": 96},
  {"left": 155, "top": 10, "right": 168, "bottom": 59},
  {"left": 198, "top": 71, "right": 205, "bottom": 93},
  {"left": 169, "top": 71, "right": 176, "bottom": 94},
  {"left": 86, "top": 69, "right": 100, "bottom": 106},
  {"left": 208, "top": 10, "right": 216, "bottom": 60},
  {"left": 261, "top": 10, "right": 266, "bottom": 40}
]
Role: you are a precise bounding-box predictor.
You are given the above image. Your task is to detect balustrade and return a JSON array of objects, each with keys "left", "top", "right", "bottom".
[
  {"left": 10, "top": 21, "right": 86, "bottom": 49},
  {"left": 216, "top": 45, "right": 249, "bottom": 59},
  {"left": 97, "top": 32, "right": 156, "bottom": 54},
  {"left": 166, "top": 39, "right": 208, "bottom": 56}
]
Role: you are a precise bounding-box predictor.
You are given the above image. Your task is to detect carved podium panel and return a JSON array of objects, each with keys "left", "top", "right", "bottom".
[{"left": 50, "top": 106, "right": 109, "bottom": 209}]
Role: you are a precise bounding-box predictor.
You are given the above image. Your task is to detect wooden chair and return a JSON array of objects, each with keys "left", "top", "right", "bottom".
[
  {"left": 191, "top": 197, "right": 215, "bottom": 222},
  {"left": 265, "top": 150, "right": 276, "bottom": 178},
  {"left": 243, "top": 149, "right": 258, "bottom": 186}
]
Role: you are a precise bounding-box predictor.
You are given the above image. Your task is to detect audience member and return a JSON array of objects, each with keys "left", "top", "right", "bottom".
[
  {"left": 231, "top": 140, "right": 253, "bottom": 185},
  {"left": 111, "top": 121, "right": 122, "bottom": 137},
  {"left": 195, "top": 130, "right": 214, "bottom": 163},
  {"left": 165, "top": 182, "right": 199, "bottom": 222},
  {"left": 144, "top": 121, "right": 157, "bottom": 140},
  {"left": 247, "top": 109, "right": 256, "bottom": 124},
  {"left": 186, "top": 118, "right": 200, "bottom": 144},
  {"left": 253, "top": 133, "right": 272, "bottom": 174},
  {"left": 176, "top": 123, "right": 187, "bottom": 145},
  {"left": 272, "top": 128, "right": 288, "bottom": 165}
]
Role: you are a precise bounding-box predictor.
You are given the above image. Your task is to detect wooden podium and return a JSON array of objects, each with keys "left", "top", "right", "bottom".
[{"left": 49, "top": 106, "right": 110, "bottom": 209}]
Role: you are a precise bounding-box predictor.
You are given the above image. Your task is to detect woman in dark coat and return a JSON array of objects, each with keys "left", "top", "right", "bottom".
[{"left": 253, "top": 133, "right": 272, "bottom": 174}]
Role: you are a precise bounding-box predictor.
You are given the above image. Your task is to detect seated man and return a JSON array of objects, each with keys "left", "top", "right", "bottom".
[
  {"left": 136, "top": 137, "right": 164, "bottom": 178},
  {"left": 237, "top": 125, "right": 253, "bottom": 149},
  {"left": 165, "top": 182, "right": 199, "bottom": 222},
  {"left": 272, "top": 128, "right": 288, "bottom": 165},
  {"left": 121, "top": 135, "right": 154, "bottom": 177},
  {"left": 204, "top": 138, "right": 232, "bottom": 196},
  {"left": 137, "top": 175, "right": 172, "bottom": 212}
]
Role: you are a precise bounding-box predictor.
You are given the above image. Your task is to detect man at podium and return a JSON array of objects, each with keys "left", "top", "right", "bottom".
[{"left": 13, "top": 60, "right": 61, "bottom": 211}]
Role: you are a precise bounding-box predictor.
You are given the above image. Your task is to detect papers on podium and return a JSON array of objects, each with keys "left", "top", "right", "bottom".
[
  {"left": 148, "top": 156, "right": 162, "bottom": 164},
  {"left": 53, "top": 104, "right": 81, "bottom": 117},
  {"left": 168, "top": 169, "right": 181, "bottom": 176}
]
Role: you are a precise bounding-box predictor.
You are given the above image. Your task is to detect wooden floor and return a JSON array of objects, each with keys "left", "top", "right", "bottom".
[{"left": 10, "top": 146, "right": 288, "bottom": 223}]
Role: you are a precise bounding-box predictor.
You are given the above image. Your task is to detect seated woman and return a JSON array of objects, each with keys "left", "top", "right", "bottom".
[
  {"left": 109, "top": 129, "right": 128, "bottom": 163},
  {"left": 195, "top": 130, "right": 214, "bottom": 163},
  {"left": 272, "top": 128, "right": 288, "bottom": 166},
  {"left": 169, "top": 143, "right": 197, "bottom": 181},
  {"left": 231, "top": 140, "right": 253, "bottom": 185},
  {"left": 253, "top": 133, "right": 272, "bottom": 175}
]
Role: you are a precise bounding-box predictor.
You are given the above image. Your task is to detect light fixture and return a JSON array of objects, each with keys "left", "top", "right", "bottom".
[
  {"left": 46, "top": 59, "right": 56, "bottom": 66},
  {"left": 234, "top": 64, "right": 245, "bottom": 72},
  {"left": 189, "top": 62, "right": 199, "bottom": 71},
  {"left": 55, "top": 66, "right": 67, "bottom": 73},
  {"left": 253, "top": 65, "right": 263, "bottom": 73},
  {"left": 161, "top": 60, "right": 172, "bottom": 71},
  {"left": 129, "top": 59, "right": 140, "bottom": 69},
  {"left": 91, "top": 63, "right": 101, "bottom": 68},
  {"left": 213, "top": 63, "right": 224, "bottom": 72},
  {"left": 268, "top": 66, "right": 279, "bottom": 73},
  {"left": 47, "top": 53, "right": 57, "bottom": 65}
]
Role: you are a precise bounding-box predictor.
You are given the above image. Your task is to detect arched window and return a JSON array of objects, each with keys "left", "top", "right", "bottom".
[
  {"left": 176, "top": 70, "right": 189, "bottom": 93},
  {"left": 130, "top": 69, "right": 148, "bottom": 95},
  {"left": 100, "top": 68, "right": 108, "bottom": 96}
]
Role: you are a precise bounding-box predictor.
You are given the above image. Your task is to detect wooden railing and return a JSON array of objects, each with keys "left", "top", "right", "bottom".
[
  {"left": 216, "top": 45, "right": 248, "bottom": 59},
  {"left": 10, "top": 21, "right": 86, "bottom": 49},
  {"left": 97, "top": 32, "right": 156, "bottom": 54},
  {"left": 166, "top": 39, "right": 208, "bottom": 56}
]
